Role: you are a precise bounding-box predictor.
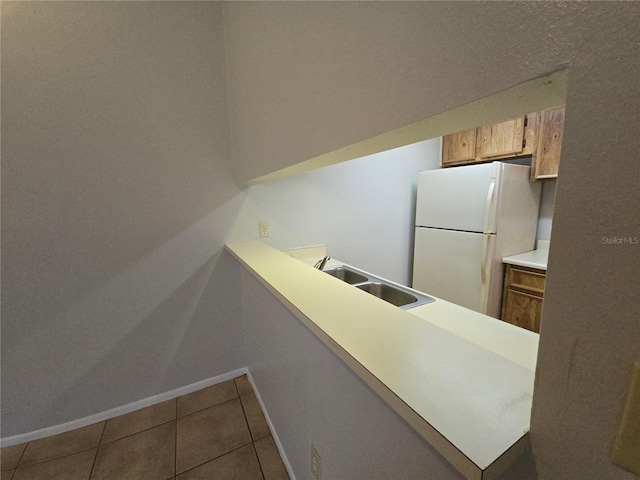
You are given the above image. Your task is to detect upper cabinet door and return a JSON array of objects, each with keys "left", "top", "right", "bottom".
[
  {"left": 532, "top": 105, "right": 565, "bottom": 180},
  {"left": 441, "top": 129, "right": 477, "bottom": 166},
  {"left": 478, "top": 116, "right": 525, "bottom": 159}
]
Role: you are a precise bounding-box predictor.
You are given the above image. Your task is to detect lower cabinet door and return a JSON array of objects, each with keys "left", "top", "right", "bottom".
[{"left": 502, "top": 288, "right": 543, "bottom": 333}]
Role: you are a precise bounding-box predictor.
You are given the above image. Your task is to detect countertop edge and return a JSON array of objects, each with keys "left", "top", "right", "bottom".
[
  {"left": 226, "top": 241, "right": 531, "bottom": 480},
  {"left": 502, "top": 249, "right": 549, "bottom": 271}
]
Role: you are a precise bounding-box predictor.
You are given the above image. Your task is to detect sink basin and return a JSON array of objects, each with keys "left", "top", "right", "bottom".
[
  {"left": 356, "top": 282, "right": 419, "bottom": 307},
  {"left": 322, "top": 263, "right": 434, "bottom": 309},
  {"left": 324, "top": 267, "right": 369, "bottom": 285}
]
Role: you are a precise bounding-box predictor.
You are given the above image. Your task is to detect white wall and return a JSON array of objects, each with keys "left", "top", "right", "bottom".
[
  {"left": 242, "top": 269, "right": 465, "bottom": 480},
  {"left": 0, "top": 2, "right": 245, "bottom": 438},
  {"left": 233, "top": 139, "right": 440, "bottom": 285}
]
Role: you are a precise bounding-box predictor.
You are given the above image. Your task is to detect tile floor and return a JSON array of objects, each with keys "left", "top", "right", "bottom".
[{"left": 0, "top": 375, "right": 289, "bottom": 480}]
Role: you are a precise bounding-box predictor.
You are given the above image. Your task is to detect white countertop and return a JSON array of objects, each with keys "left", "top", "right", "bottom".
[
  {"left": 502, "top": 245, "right": 549, "bottom": 271},
  {"left": 226, "top": 241, "right": 538, "bottom": 480}
]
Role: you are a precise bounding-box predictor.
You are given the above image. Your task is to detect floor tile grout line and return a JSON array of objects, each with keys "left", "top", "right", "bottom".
[
  {"left": 87, "top": 422, "right": 107, "bottom": 479},
  {"left": 174, "top": 440, "right": 255, "bottom": 478},
  {"left": 13, "top": 444, "right": 100, "bottom": 471},
  {"left": 237, "top": 379, "right": 274, "bottom": 444},
  {"left": 99, "top": 416, "right": 176, "bottom": 446},
  {"left": 174, "top": 399, "right": 178, "bottom": 479},
  {"left": 3, "top": 467, "right": 15, "bottom": 480},
  {"left": 12, "top": 441, "right": 28, "bottom": 471},
  {"left": 176, "top": 394, "right": 241, "bottom": 421},
  {"left": 176, "top": 378, "right": 249, "bottom": 477},
  {"left": 239, "top": 391, "right": 273, "bottom": 442},
  {"left": 7, "top": 376, "right": 285, "bottom": 479},
  {"left": 251, "top": 441, "right": 267, "bottom": 480},
  {"left": 253, "top": 431, "right": 271, "bottom": 442},
  {"left": 176, "top": 378, "right": 240, "bottom": 417},
  {"left": 6, "top": 381, "right": 241, "bottom": 456},
  {"left": 237, "top": 390, "right": 257, "bottom": 442}
]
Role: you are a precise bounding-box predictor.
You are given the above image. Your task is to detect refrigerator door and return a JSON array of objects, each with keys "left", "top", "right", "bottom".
[
  {"left": 412, "top": 227, "right": 496, "bottom": 314},
  {"left": 415, "top": 162, "right": 499, "bottom": 233}
]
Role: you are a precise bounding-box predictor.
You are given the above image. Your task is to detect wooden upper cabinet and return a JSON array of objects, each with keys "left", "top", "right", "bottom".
[
  {"left": 478, "top": 116, "right": 525, "bottom": 159},
  {"left": 532, "top": 105, "right": 565, "bottom": 180},
  {"left": 441, "top": 129, "right": 477, "bottom": 166},
  {"left": 440, "top": 107, "right": 565, "bottom": 178},
  {"left": 521, "top": 112, "right": 539, "bottom": 156}
]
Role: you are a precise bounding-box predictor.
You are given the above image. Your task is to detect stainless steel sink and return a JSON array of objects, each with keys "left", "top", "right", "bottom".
[
  {"left": 322, "top": 264, "right": 434, "bottom": 309},
  {"left": 324, "top": 267, "right": 368, "bottom": 285},
  {"left": 356, "top": 282, "right": 418, "bottom": 307}
]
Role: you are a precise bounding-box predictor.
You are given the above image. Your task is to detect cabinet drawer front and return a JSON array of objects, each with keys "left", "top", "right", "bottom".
[
  {"left": 508, "top": 266, "right": 546, "bottom": 293},
  {"left": 503, "top": 289, "right": 543, "bottom": 333}
]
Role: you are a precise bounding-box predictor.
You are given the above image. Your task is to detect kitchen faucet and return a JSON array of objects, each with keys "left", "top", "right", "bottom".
[{"left": 313, "top": 256, "right": 330, "bottom": 271}]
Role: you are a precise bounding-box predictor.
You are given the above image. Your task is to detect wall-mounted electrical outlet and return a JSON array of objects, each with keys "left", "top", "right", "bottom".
[
  {"left": 258, "top": 221, "right": 269, "bottom": 238},
  {"left": 311, "top": 445, "right": 322, "bottom": 480}
]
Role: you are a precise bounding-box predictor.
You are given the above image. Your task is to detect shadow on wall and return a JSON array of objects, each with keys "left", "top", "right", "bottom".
[
  {"left": 1, "top": 1, "right": 250, "bottom": 438},
  {"left": 1, "top": 193, "right": 251, "bottom": 438},
  {"left": 35, "top": 249, "right": 245, "bottom": 435}
]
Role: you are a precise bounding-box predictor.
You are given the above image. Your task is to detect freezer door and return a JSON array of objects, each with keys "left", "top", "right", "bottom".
[
  {"left": 415, "top": 162, "right": 498, "bottom": 233},
  {"left": 412, "top": 227, "right": 496, "bottom": 314}
]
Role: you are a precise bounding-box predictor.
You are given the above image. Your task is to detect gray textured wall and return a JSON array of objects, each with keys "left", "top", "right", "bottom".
[
  {"left": 224, "top": 4, "right": 639, "bottom": 476},
  {"left": 1, "top": 1, "right": 244, "bottom": 436},
  {"left": 2, "top": 3, "right": 639, "bottom": 479}
]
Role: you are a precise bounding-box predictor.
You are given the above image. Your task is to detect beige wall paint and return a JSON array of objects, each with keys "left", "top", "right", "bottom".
[{"left": 225, "top": 2, "right": 640, "bottom": 478}]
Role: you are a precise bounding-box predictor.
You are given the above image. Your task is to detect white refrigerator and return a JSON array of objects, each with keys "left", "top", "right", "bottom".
[{"left": 412, "top": 161, "right": 541, "bottom": 318}]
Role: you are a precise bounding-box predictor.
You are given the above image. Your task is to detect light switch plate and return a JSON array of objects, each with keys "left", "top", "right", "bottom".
[{"left": 611, "top": 362, "right": 640, "bottom": 476}]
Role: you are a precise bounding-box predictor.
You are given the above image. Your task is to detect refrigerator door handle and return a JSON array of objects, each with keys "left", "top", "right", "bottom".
[
  {"left": 480, "top": 235, "right": 492, "bottom": 313},
  {"left": 481, "top": 235, "right": 489, "bottom": 284},
  {"left": 483, "top": 180, "right": 497, "bottom": 234}
]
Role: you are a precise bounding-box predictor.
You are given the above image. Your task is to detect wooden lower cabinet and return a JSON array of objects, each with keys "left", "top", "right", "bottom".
[{"left": 501, "top": 264, "right": 546, "bottom": 333}]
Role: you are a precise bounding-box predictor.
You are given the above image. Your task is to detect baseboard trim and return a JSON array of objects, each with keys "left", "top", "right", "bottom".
[
  {"left": 246, "top": 371, "right": 296, "bottom": 480},
  {"left": 0, "top": 367, "right": 248, "bottom": 448}
]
